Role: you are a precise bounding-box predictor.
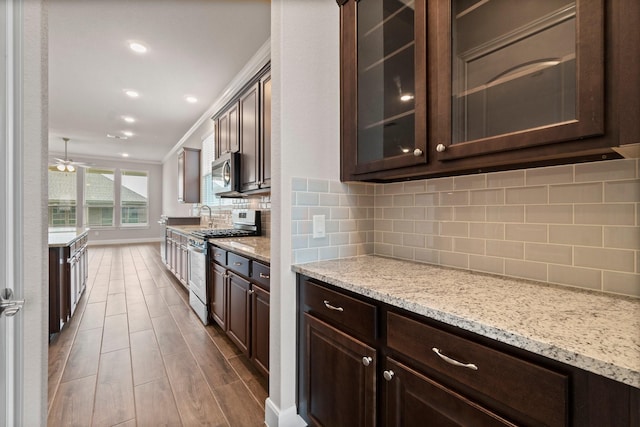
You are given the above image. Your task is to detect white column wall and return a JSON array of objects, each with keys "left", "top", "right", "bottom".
[{"left": 268, "top": 1, "right": 340, "bottom": 425}]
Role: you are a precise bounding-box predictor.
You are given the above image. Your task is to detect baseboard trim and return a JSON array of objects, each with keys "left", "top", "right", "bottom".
[
  {"left": 265, "top": 399, "right": 307, "bottom": 427},
  {"left": 88, "top": 237, "right": 163, "bottom": 246}
]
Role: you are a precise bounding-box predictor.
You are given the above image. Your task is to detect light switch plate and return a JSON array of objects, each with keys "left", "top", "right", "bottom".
[{"left": 312, "top": 214, "right": 326, "bottom": 238}]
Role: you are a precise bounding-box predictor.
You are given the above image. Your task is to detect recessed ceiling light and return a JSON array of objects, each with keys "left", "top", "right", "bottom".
[
  {"left": 122, "top": 131, "right": 134, "bottom": 137},
  {"left": 123, "top": 116, "right": 136, "bottom": 123},
  {"left": 129, "top": 42, "right": 147, "bottom": 53},
  {"left": 125, "top": 90, "right": 140, "bottom": 98},
  {"left": 122, "top": 153, "right": 130, "bottom": 158},
  {"left": 185, "top": 96, "right": 198, "bottom": 104}
]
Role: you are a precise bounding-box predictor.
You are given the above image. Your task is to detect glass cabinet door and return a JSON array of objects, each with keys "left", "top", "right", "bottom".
[
  {"left": 435, "top": 0, "right": 604, "bottom": 160},
  {"left": 341, "top": 0, "right": 427, "bottom": 178}
]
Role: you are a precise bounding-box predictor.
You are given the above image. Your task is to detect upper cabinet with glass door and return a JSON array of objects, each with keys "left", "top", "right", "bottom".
[
  {"left": 338, "top": 0, "right": 639, "bottom": 181},
  {"left": 340, "top": 0, "right": 427, "bottom": 180}
]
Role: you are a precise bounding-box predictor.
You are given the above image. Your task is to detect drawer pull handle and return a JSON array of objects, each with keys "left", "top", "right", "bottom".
[
  {"left": 233, "top": 262, "right": 242, "bottom": 266},
  {"left": 362, "top": 356, "right": 372, "bottom": 367},
  {"left": 214, "top": 253, "right": 222, "bottom": 257},
  {"left": 383, "top": 370, "right": 394, "bottom": 381},
  {"left": 259, "top": 273, "right": 270, "bottom": 279},
  {"left": 323, "top": 300, "right": 344, "bottom": 312},
  {"left": 432, "top": 347, "right": 478, "bottom": 371}
]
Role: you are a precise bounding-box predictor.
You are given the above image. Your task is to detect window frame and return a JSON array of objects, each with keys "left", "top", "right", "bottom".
[{"left": 120, "top": 168, "right": 149, "bottom": 227}]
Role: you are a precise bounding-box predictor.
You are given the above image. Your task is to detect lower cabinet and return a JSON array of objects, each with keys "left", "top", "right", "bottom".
[
  {"left": 384, "top": 357, "right": 514, "bottom": 427},
  {"left": 49, "top": 232, "right": 88, "bottom": 336},
  {"left": 297, "top": 275, "right": 639, "bottom": 427},
  {"left": 209, "top": 245, "right": 270, "bottom": 376},
  {"left": 300, "top": 313, "right": 376, "bottom": 427},
  {"left": 164, "top": 229, "right": 189, "bottom": 287}
]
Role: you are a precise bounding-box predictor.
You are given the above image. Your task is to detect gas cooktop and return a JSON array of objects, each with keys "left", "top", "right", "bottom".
[{"left": 189, "top": 209, "right": 261, "bottom": 240}]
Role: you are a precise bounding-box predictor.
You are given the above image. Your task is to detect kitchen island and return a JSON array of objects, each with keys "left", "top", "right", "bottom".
[
  {"left": 293, "top": 255, "right": 639, "bottom": 426},
  {"left": 48, "top": 228, "right": 89, "bottom": 336}
]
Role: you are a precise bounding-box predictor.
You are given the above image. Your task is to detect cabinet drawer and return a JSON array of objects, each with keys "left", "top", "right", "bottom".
[
  {"left": 387, "top": 311, "right": 568, "bottom": 427},
  {"left": 227, "top": 252, "right": 250, "bottom": 277},
  {"left": 210, "top": 246, "right": 227, "bottom": 265},
  {"left": 252, "top": 261, "right": 270, "bottom": 291},
  {"left": 303, "top": 280, "right": 377, "bottom": 341}
]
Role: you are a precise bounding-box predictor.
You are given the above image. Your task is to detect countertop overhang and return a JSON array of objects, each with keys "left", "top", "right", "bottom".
[
  {"left": 48, "top": 228, "right": 89, "bottom": 247},
  {"left": 292, "top": 255, "right": 640, "bottom": 389}
]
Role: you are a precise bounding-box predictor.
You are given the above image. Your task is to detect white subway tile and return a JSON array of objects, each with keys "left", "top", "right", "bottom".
[
  {"left": 414, "top": 248, "right": 439, "bottom": 264},
  {"left": 548, "top": 265, "right": 602, "bottom": 291},
  {"left": 525, "top": 205, "right": 572, "bottom": 224},
  {"left": 549, "top": 182, "right": 603, "bottom": 204},
  {"left": 375, "top": 243, "right": 393, "bottom": 256},
  {"left": 404, "top": 180, "right": 426, "bottom": 193},
  {"left": 526, "top": 165, "right": 574, "bottom": 185},
  {"left": 426, "top": 177, "right": 454, "bottom": 192},
  {"left": 292, "top": 177, "right": 307, "bottom": 191},
  {"left": 470, "top": 223, "right": 505, "bottom": 240},
  {"left": 291, "top": 207, "right": 309, "bottom": 220},
  {"left": 403, "top": 234, "right": 426, "bottom": 248},
  {"left": 308, "top": 236, "right": 331, "bottom": 248},
  {"left": 574, "top": 204, "right": 635, "bottom": 226},
  {"left": 603, "top": 226, "right": 640, "bottom": 249},
  {"left": 486, "top": 240, "right": 524, "bottom": 259},
  {"left": 294, "top": 248, "right": 318, "bottom": 264},
  {"left": 454, "top": 206, "right": 486, "bottom": 222},
  {"left": 548, "top": 225, "right": 602, "bottom": 247},
  {"left": 470, "top": 189, "right": 505, "bottom": 205},
  {"left": 393, "top": 194, "right": 415, "bottom": 206},
  {"left": 604, "top": 179, "right": 640, "bottom": 202},
  {"left": 440, "top": 251, "right": 469, "bottom": 269},
  {"left": 487, "top": 170, "right": 525, "bottom": 188},
  {"left": 292, "top": 235, "right": 309, "bottom": 250},
  {"left": 330, "top": 233, "right": 350, "bottom": 246},
  {"left": 297, "top": 192, "right": 319, "bottom": 206},
  {"left": 330, "top": 207, "right": 350, "bottom": 220},
  {"left": 505, "top": 224, "right": 548, "bottom": 243},
  {"left": 603, "top": 271, "right": 640, "bottom": 297},
  {"left": 393, "top": 220, "right": 415, "bottom": 233},
  {"left": 318, "top": 247, "right": 340, "bottom": 261},
  {"left": 339, "top": 245, "right": 359, "bottom": 258},
  {"left": 339, "top": 219, "right": 358, "bottom": 232},
  {"left": 575, "top": 159, "right": 636, "bottom": 183},
  {"left": 403, "top": 207, "right": 426, "bottom": 220},
  {"left": 440, "top": 191, "right": 470, "bottom": 206},
  {"left": 505, "top": 259, "right": 548, "bottom": 282},
  {"left": 308, "top": 179, "right": 329, "bottom": 193},
  {"left": 393, "top": 245, "right": 415, "bottom": 260},
  {"left": 329, "top": 181, "right": 349, "bottom": 194},
  {"left": 440, "top": 222, "right": 469, "bottom": 237},
  {"left": 574, "top": 247, "right": 635, "bottom": 272},
  {"left": 454, "top": 174, "right": 487, "bottom": 190},
  {"left": 487, "top": 206, "right": 525, "bottom": 223},
  {"left": 383, "top": 182, "right": 404, "bottom": 194},
  {"left": 525, "top": 243, "right": 572, "bottom": 265},
  {"left": 415, "top": 220, "right": 439, "bottom": 235},
  {"left": 505, "top": 186, "right": 548, "bottom": 205},
  {"left": 383, "top": 232, "right": 403, "bottom": 245},
  {"left": 415, "top": 192, "right": 439, "bottom": 206},
  {"left": 469, "top": 255, "right": 504, "bottom": 275},
  {"left": 374, "top": 219, "right": 393, "bottom": 231},
  {"left": 454, "top": 238, "right": 485, "bottom": 255}
]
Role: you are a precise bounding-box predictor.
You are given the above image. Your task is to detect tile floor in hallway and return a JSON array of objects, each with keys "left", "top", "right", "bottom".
[{"left": 47, "top": 243, "right": 268, "bottom": 426}]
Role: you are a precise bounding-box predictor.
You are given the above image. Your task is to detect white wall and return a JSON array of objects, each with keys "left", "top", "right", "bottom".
[
  {"left": 268, "top": 1, "right": 340, "bottom": 425},
  {"left": 161, "top": 132, "right": 206, "bottom": 217}
]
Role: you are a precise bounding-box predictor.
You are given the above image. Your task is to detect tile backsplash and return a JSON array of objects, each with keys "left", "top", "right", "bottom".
[
  {"left": 198, "top": 195, "right": 271, "bottom": 237},
  {"left": 292, "top": 159, "right": 640, "bottom": 298}
]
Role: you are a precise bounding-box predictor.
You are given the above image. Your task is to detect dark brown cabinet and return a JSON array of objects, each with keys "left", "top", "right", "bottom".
[
  {"left": 216, "top": 102, "right": 239, "bottom": 157},
  {"left": 250, "top": 283, "right": 270, "bottom": 377},
  {"left": 297, "top": 275, "right": 639, "bottom": 426},
  {"left": 300, "top": 313, "right": 377, "bottom": 427},
  {"left": 209, "top": 245, "right": 270, "bottom": 376},
  {"left": 226, "top": 271, "right": 251, "bottom": 354},
  {"left": 177, "top": 147, "right": 200, "bottom": 203},
  {"left": 213, "top": 66, "right": 271, "bottom": 194},
  {"left": 384, "top": 357, "right": 514, "bottom": 426},
  {"left": 339, "top": 0, "right": 640, "bottom": 182},
  {"left": 49, "top": 232, "right": 88, "bottom": 336},
  {"left": 240, "top": 82, "right": 260, "bottom": 192}
]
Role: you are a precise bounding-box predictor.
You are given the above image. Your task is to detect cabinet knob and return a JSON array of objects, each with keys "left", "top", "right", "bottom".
[
  {"left": 362, "top": 356, "right": 373, "bottom": 367},
  {"left": 413, "top": 148, "right": 423, "bottom": 157},
  {"left": 383, "top": 370, "right": 394, "bottom": 381},
  {"left": 248, "top": 289, "right": 255, "bottom": 295},
  {"left": 436, "top": 143, "right": 446, "bottom": 152}
]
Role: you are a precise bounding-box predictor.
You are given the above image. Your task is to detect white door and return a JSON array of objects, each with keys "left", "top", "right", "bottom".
[{"left": 1, "top": 0, "right": 47, "bottom": 426}]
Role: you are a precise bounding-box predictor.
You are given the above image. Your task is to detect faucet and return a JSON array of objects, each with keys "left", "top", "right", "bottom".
[{"left": 201, "top": 205, "right": 213, "bottom": 228}]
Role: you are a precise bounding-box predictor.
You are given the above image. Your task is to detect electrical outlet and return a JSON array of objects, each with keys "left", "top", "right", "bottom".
[{"left": 312, "top": 215, "right": 326, "bottom": 239}]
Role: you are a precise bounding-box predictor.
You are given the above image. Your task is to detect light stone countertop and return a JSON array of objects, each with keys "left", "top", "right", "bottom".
[
  {"left": 48, "top": 228, "right": 89, "bottom": 247},
  {"left": 292, "top": 255, "right": 640, "bottom": 389},
  {"left": 208, "top": 236, "right": 270, "bottom": 264}
]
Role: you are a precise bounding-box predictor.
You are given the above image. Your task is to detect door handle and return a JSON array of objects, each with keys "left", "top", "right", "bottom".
[{"left": 0, "top": 288, "right": 25, "bottom": 317}]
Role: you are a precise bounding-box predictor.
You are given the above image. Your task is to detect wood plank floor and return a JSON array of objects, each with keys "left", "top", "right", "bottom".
[{"left": 48, "top": 243, "right": 268, "bottom": 427}]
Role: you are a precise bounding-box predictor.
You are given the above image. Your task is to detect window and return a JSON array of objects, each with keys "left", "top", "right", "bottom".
[
  {"left": 121, "top": 170, "right": 149, "bottom": 226},
  {"left": 201, "top": 132, "right": 216, "bottom": 206},
  {"left": 84, "top": 168, "right": 115, "bottom": 227},
  {"left": 48, "top": 167, "right": 77, "bottom": 228}
]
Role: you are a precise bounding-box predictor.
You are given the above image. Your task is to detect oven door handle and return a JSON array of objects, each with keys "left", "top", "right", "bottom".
[{"left": 188, "top": 244, "right": 206, "bottom": 254}]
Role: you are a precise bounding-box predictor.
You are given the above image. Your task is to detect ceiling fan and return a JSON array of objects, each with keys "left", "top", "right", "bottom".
[{"left": 52, "top": 137, "right": 90, "bottom": 172}]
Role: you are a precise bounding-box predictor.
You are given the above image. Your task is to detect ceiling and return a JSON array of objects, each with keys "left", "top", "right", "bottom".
[{"left": 48, "top": 0, "right": 271, "bottom": 164}]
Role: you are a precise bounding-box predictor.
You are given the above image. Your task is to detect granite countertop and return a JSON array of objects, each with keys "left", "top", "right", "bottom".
[
  {"left": 292, "top": 255, "right": 640, "bottom": 389},
  {"left": 165, "top": 225, "right": 270, "bottom": 263},
  {"left": 209, "top": 237, "right": 270, "bottom": 264},
  {"left": 48, "top": 228, "right": 89, "bottom": 247}
]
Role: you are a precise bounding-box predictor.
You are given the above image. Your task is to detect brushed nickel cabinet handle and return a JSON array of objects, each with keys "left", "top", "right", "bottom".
[
  {"left": 233, "top": 262, "right": 242, "bottom": 266},
  {"left": 432, "top": 347, "right": 478, "bottom": 371},
  {"left": 259, "top": 273, "right": 270, "bottom": 279},
  {"left": 323, "top": 300, "right": 344, "bottom": 312}
]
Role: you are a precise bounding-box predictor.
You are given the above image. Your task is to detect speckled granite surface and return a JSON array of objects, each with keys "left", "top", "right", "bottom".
[
  {"left": 208, "top": 237, "right": 270, "bottom": 264},
  {"left": 292, "top": 255, "right": 640, "bottom": 389}
]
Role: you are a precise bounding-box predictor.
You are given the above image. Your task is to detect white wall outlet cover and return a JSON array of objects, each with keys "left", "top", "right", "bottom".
[{"left": 312, "top": 214, "right": 326, "bottom": 238}]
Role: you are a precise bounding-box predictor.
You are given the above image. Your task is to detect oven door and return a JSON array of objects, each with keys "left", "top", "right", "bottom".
[{"left": 187, "top": 242, "right": 208, "bottom": 324}]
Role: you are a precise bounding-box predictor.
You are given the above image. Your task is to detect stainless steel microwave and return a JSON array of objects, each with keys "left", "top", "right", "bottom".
[{"left": 211, "top": 152, "right": 242, "bottom": 197}]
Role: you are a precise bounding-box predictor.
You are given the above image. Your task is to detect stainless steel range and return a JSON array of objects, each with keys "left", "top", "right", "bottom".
[{"left": 187, "top": 210, "right": 261, "bottom": 324}]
